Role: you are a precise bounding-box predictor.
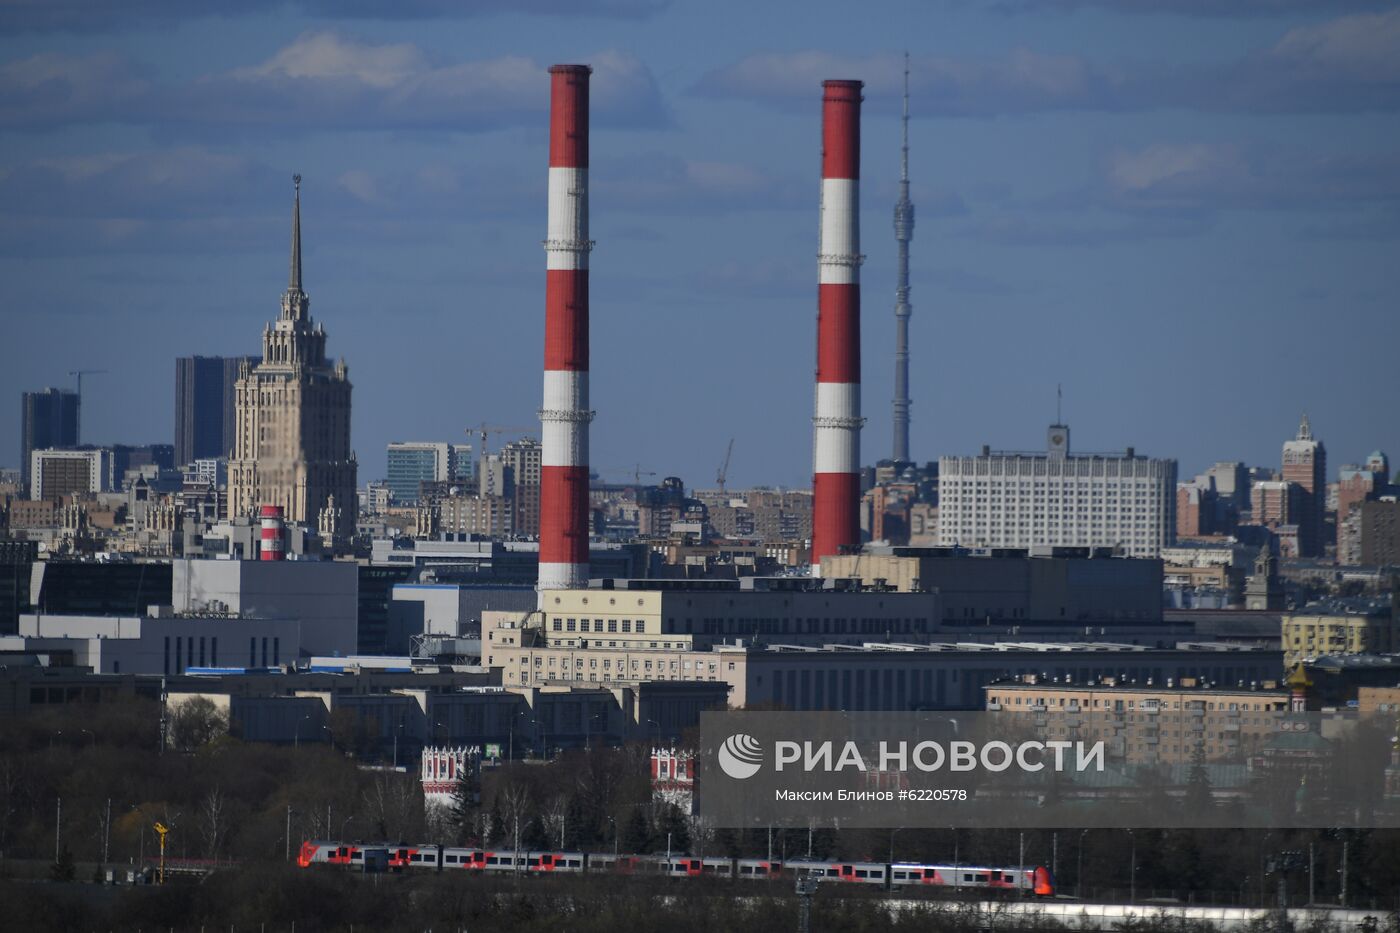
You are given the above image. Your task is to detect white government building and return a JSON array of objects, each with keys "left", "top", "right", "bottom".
[{"left": 938, "top": 424, "right": 1177, "bottom": 558}]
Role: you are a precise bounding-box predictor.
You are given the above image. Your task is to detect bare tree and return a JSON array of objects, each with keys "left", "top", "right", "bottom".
[
  {"left": 497, "top": 778, "right": 533, "bottom": 863},
  {"left": 364, "top": 772, "right": 421, "bottom": 842},
  {"left": 688, "top": 813, "right": 715, "bottom": 859},
  {"left": 543, "top": 794, "right": 568, "bottom": 850},
  {"left": 199, "top": 787, "right": 225, "bottom": 860}
]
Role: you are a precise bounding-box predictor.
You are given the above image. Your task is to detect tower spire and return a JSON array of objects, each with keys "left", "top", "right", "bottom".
[
  {"left": 280, "top": 173, "right": 310, "bottom": 322},
  {"left": 891, "top": 52, "right": 915, "bottom": 463},
  {"left": 289, "top": 173, "right": 303, "bottom": 294}
]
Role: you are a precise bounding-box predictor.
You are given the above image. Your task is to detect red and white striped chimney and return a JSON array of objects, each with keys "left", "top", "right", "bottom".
[
  {"left": 538, "top": 64, "right": 594, "bottom": 593},
  {"left": 812, "top": 79, "right": 864, "bottom": 576},
  {"left": 259, "top": 505, "right": 285, "bottom": 561}
]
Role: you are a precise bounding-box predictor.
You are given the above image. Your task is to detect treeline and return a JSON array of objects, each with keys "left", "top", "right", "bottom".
[
  {"left": 4, "top": 700, "right": 1400, "bottom": 910},
  {"left": 0, "top": 699, "right": 425, "bottom": 867}
]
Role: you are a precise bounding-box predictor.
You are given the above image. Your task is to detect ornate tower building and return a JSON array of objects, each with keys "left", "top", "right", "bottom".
[
  {"left": 228, "top": 176, "right": 357, "bottom": 543},
  {"left": 1281, "top": 414, "right": 1326, "bottom": 558}
]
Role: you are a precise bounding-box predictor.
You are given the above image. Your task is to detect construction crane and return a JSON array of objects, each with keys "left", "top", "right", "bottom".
[
  {"left": 716, "top": 438, "right": 735, "bottom": 493},
  {"left": 466, "top": 422, "right": 534, "bottom": 495},
  {"left": 599, "top": 465, "right": 656, "bottom": 486},
  {"left": 69, "top": 369, "right": 107, "bottom": 444}
]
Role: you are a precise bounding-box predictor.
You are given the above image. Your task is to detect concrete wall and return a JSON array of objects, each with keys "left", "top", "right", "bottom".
[
  {"left": 18, "top": 612, "right": 302, "bottom": 674},
  {"left": 173, "top": 559, "right": 357, "bottom": 657}
]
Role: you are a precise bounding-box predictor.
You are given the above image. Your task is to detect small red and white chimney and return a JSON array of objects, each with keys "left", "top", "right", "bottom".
[
  {"left": 538, "top": 64, "right": 594, "bottom": 594},
  {"left": 259, "top": 505, "right": 285, "bottom": 561},
  {"left": 811, "top": 79, "right": 864, "bottom": 576}
]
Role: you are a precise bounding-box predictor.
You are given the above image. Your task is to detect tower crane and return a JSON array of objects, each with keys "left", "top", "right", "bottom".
[
  {"left": 466, "top": 422, "right": 534, "bottom": 495},
  {"left": 716, "top": 438, "right": 735, "bottom": 493}
]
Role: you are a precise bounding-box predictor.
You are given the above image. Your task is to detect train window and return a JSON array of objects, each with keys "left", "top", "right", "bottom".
[
  {"left": 894, "top": 871, "right": 907, "bottom": 880},
  {"left": 963, "top": 873, "right": 975, "bottom": 882},
  {"left": 856, "top": 869, "right": 868, "bottom": 878},
  {"left": 826, "top": 869, "right": 839, "bottom": 876}
]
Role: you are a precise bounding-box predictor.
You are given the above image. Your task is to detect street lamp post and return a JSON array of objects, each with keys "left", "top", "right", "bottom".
[
  {"left": 1126, "top": 829, "right": 1136, "bottom": 904},
  {"left": 294, "top": 714, "right": 310, "bottom": 749},
  {"left": 1077, "top": 829, "right": 1089, "bottom": 899},
  {"left": 889, "top": 827, "right": 903, "bottom": 866}
]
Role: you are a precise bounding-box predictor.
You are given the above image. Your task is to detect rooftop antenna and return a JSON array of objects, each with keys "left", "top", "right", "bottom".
[{"left": 1056, "top": 383, "right": 1063, "bottom": 424}]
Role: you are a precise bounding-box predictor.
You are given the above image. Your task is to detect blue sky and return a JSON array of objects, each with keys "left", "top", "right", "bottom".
[{"left": 1, "top": 0, "right": 1397, "bottom": 489}]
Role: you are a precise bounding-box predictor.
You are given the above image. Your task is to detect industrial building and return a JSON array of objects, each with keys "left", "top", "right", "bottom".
[
  {"left": 7, "top": 607, "right": 300, "bottom": 675},
  {"left": 485, "top": 613, "right": 1282, "bottom": 710},
  {"left": 171, "top": 557, "right": 358, "bottom": 657},
  {"left": 820, "top": 547, "right": 1163, "bottom": 623}
]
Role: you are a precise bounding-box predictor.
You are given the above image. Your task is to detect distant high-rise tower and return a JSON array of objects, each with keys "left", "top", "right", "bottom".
[
  {"left": 175, "top": 356, "right": 260, "bottom": 466},
  {"left": 1281, "top": 414, "right": 1326, "bottom": 557},
  {"left": 538, "top": 64, "right": 594, "bottom": 592},
  {"left": 19, "top": 387, "right": 79, "bottom": 487},
  {"left": 811, "top": 79, "right": 864, "bottom": 575},
  {"left": 892, "top": 54, "right": 915, "bottom": 464},
  {"left": 227, "top": 176, "right": 357, "bottom": 542}
]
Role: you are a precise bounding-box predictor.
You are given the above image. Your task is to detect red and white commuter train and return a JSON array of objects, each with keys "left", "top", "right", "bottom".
[{"left": 297, "top": 841, "right": 1055, "bottom": 895}]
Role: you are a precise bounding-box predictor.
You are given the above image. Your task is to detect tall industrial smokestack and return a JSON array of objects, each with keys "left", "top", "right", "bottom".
[
  {"left": 892, "top": 55, "right": 914, "bottom": 464},
  {"left": 812, "top": 79, "right": 864, "bottom": 576},
  {"left": 539, "top": 64, "right": 594, "bottom": 593}
]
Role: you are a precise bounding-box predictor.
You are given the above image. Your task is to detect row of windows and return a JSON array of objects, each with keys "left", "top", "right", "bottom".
[{"left": 552, "top": 618, "right": 647, "bottom": 634}]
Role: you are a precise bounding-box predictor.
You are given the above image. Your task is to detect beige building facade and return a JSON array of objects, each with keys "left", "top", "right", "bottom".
[
  {"left": 985, "top": 680, "right": 1292, "bottom": 763},
  {"left": 1282, "top": 612, "right": 1400, "bottom": 665}
]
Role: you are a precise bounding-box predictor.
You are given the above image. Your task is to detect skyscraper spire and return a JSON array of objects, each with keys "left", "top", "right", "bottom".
[
  {"left": 892, "top": 52, "right": 915, "bottom": 463},
  {"left": 281, "top": 173, "right": 309, "bottom": 322},
  {"left": 289, "top": 173, "right": 303, "bottom": 294}
]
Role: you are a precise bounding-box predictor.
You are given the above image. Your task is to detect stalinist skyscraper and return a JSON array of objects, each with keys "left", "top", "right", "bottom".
[{"left": 228, "top": 176, "right": 357, "bottom": 542}]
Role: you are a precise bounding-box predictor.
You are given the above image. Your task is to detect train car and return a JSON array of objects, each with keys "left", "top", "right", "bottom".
[
  {"left": 889, "top": 863, "right": 1054, "bottom": 896},
  {"left": 296, "top": 841, "right": 388, "bottom": 872},
  {"left": 655, "top": 856, "right": 735, "bottom": 878},
  {"left": 587, "top": 853, "right": 642, "bottom": 874},
  {"left": 736, "top": 858, "right": 783, "bottom": 880},
  {"left": 785, "top": 859, "right": 888, "bottom": 885},
  {"left": 296, "top": 838, "right": 1051, "bottom": 896},
  {"left": 523, "top": 852, "right": 586, "bottom": 873}
]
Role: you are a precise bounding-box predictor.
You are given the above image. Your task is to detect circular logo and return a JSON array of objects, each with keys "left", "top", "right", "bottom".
[{"left": 718, "top": 733, "right": 763, "bottom": 780}]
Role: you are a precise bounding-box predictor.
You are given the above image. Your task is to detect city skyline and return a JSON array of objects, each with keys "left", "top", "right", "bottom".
[{"left": 2, "top": 1, "right": 1398, "bottom": 487}]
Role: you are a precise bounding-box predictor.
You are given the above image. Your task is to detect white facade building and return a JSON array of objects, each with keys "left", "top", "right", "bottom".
[
  {"left": 30, "top": 448, "right": 113, "bottom": 499},
  {"left": 938, "top": 424, "right": 1177, "bottom": 558}
]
